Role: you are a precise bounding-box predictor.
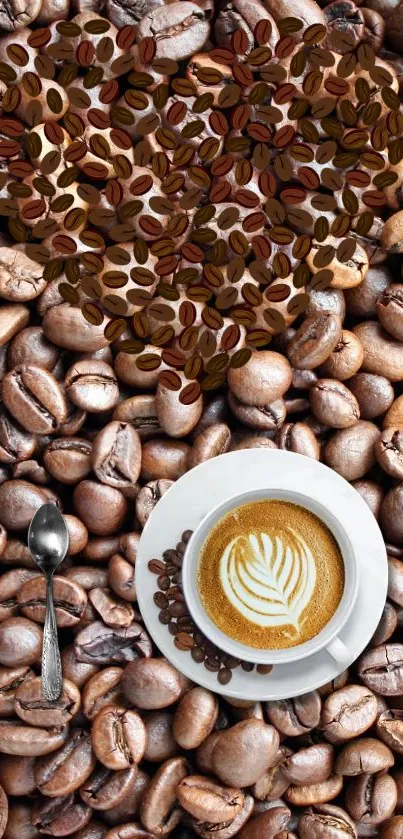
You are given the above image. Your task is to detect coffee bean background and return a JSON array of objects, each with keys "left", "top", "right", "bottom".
[{"left": 1, "top": 0, "right": 403, "bottom": 837}]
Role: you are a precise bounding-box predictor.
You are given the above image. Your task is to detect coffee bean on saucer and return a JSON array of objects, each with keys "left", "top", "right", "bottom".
[
  {"left": 148, "top": 560, "right": 166, "bottom": 575},
  {"left": 192, "top": 646, "right": 205, "bottom": 663},
  {"left": 158, "top": 575, "right": 170, "bottom": 591},
  {"left": 205, "top": 658, "right": 221, "bottom": 672},
  {"left": 218, "top": 668, "right": 232, "bottom": 685},
  {"left": 154, "top": 592, "right": 169, "bottom": 609}
]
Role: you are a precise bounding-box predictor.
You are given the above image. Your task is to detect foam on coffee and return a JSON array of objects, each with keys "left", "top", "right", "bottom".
[{"left": 197, "top": 499, "right": 345, "bottom": 650}]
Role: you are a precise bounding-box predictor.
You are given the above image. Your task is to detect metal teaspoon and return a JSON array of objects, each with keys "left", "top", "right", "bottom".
[{"left": 28, "top": 502, "right": 69, "bottom": 701}]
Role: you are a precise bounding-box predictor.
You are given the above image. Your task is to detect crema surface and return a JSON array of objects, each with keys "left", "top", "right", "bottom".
[{"left": 197, "top": 500, "right": 345, "bottom": 649}]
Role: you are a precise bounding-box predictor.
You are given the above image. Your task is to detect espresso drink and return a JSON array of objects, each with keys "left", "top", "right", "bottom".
[{"left": 198, "top": 500, "right": 344, "bottom": 649}]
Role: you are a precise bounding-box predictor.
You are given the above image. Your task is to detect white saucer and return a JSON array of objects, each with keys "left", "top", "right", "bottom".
[{"left": 135, "top": 450, "right": 388, "bottom": 701}]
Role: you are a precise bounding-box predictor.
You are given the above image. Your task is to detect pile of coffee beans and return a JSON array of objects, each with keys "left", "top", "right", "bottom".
[{"left": 1, "top": 0, "right": 403, "bottom": 837}]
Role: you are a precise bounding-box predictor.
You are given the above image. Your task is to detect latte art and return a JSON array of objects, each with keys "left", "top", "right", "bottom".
[
  {"left": 198, "top": 499, "right": 345, "bottom": 650},
  {"left": 220, "top": 529, "right": 316, "bottom": 633}
]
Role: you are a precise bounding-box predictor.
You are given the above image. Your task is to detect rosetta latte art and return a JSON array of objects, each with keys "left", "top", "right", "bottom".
[{"left": 219, "top": 530, "right": 317, "bottom": 634}]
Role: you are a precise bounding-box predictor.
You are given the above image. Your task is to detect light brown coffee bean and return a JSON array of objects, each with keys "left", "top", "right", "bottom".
[
  {"left": 298, "top": 804, "right": 358, "bottom": 839},
  {"left": 0, "top": 720, "right": 68, "bottom": 756},
  {"left": 318, "top": 330, "right": 364, "bottom": 381},
  {"left": 212, "top": 720, "right": 280, "bottom": 787},
  {"left": 143, "top": 711, "right": 178, "bottom": 763},
  {"left": 324, "top": 421, "right": 380, "bottom": 481},
  {"left": 353, "top": 321, "right": 403, "bottom": 381},
  {"left": 310, "top": 380, "right": 360, "bottom": 428},
  {"left": 321, "top": 685, "right": 378, "bottom": 743},
  {"left": 287, "top": 314, "right": 342, "bottom": 370},
  {"left": 173, "top": 687, "right": 218, "bottom": 749},
  {"left": 82, "top": 668, "right": 124, "bottom": 721},
  {"left": 92, "top": 705, "right": 146, "bottom": 770},
  {"left": 121, "top": 657, "right": 184, "bottom": 709},
  {"left": 34, "top": 729, "right": 96, "bottom": 797},
  {"left": 14, "top": 677, "right": 80, "bottom": 727},
  {"left": 141, "top": 438, "right": 190, "bottom": 481},
  {"left": 177, "top": 775, "right": 244, "bottom": 823},
  {"left": 358, "top": 644, "right": 403, "bottom": 695},
  {"left": 283, "top": 743, "right": 334, "bottom": 785},
  {"left": 140, "top": 756, "right": 189, "bottom": 835},
  {"left": 187, "top": 424, "right": 231, "bottom": 469},
  {"left": 335, "top": 738, "right": 394, "bottom": 776},
  {"left": 349, "top": 373, "right": 394, "bottom": 420},
  {"left": 228, "top": 351, "right": 292, "bottom": 407},
  {"left": 265, "top": 692, "right": 322, "bottom": 737},
  {"left": 345, "top": 773, "right": 397, "bottom": 824},
  {"left": 285, "top": 774, "right": 343, "bottom": 806}
]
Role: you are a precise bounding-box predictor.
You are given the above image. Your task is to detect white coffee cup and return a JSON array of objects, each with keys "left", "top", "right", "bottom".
[{"left": 182, "top": 486, "right": 359, "bottom": 666}]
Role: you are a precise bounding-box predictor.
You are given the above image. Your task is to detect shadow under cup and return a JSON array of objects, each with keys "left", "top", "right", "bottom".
[{"left": 182, "top": 488, "right": 359, "bottom": 666}]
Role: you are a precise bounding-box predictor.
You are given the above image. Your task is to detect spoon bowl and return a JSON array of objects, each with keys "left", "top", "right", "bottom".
[
  {"left": 28, "top": 502, "right": 69, "bottom": 701},
  {"left": 28, "top": 502, "right": 69, "bottom": 573}
]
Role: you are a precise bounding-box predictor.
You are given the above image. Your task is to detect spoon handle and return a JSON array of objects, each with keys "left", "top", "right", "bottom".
[{"left": 42, "top": 575, "right": 62, "bottom": 701}]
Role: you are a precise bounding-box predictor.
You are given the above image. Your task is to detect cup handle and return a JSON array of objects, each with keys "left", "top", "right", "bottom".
[{"left": 326, "top": 637, "right": 351, "bottom": 668}]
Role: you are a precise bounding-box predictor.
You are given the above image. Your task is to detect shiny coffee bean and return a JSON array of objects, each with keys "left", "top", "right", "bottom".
[
  {"left": 14, "top": 677, "right": 80, "bottom": 728},
  {"left": 321, "top": 685, "right": 378, "bottom": 742},
  {"left": 91, "top": 706, "right": 146, "bottom": 769},
  {"left": 35, "top": 729, "right": 96, "bottom": 797},
  {"left": 92, "top": 423, "right": 142, "bottom": 488}
]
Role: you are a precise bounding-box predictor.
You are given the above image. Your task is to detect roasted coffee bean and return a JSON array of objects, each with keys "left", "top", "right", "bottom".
[
  {"left": 113, "top": 394, "right": 162, "bottom": 440},
  {"left": 2, "top": 365, "right": 67, "bottom": 434},
  {"left": 0, "top": 720, "right": 68, "bottom": 756},
  {"left": 73, "top": 482, "right": 128, "bottom": 536},
  {"left": 173, "top": 687, "right": 218, "bottom": 749},
  {"left": 283, "top": 743, "right": 334, "bottom": 785},
  {"left": 265, "top": 692, "right": 322, "bottom": 737},
  {"left": 228, "top": 351, "right": 292, "bottom": 407},
  {"left": 335, "top": 738, "right": 394, "bottom": 776},
  {"left": 212, "top": 720, "right": 279, "bottom": 787},
  {"left": 14, "top": 676, "right": 80, "bottom": 727},
  {"left": 321, "top": 685, "right": 378, "bottom": 742},
  {"left": 65, "top": 362, "right": 119, "bottom": 414},
  {"left": 80, "top": 765, "right": 138, "bottom": 811},
  {"left": 91, "top": 705, "right": 146, "bottom": 769},
  {"left": 75, "top": 621, "right": 152, "bottom": 665},
  {"left": 137, "top": 3, "right": 210, "bottom": 60},
  {"left": 0, "top": 617, "right": 42, "bottom": 667},
  {"left": 0, "top": 665, "right": 35, "bottom": 716},
  {"left": 298, "top": 805, "right": 358, "bottom": 839},
  {"left": 91, "top": 423, "right": 142, "bottom": 488},
  {"left": 287, "top": 314, "right": 342, "bottom": 370},
  {"left": 0, "top": 753, "right": 36, "bottom": 796},
  {"left": 177, "top": 775, "right": 244, "bottom": 823},
  {"left": 358, "top": 645, "right": 403, "bottom": 695},
  {"left": 88, "top": 588, "right": 134, "bottom": 628},
  {"left": 139, "top": 756, "right": 188, "bottom": 834},
  {"left": 141, "top": 438, "right": 190, "bottom": 481},
  {"left": 43, "top": 439, "right": 92, "bottom": 485},
  {"left": 121, "top": 657, "right": 184, "bottom": 709},
  {"left": 35, "top": 729, "right": 96, "bottom": 797},
  {"left": 107, "top": 555, "right": 136, "bottom": 602},
  {"left": 31, "top": 793, "right": 92, "bottom": 834},
  {"left": 18, "top": 576, "right": 87, "bottom": 626},
  {"left": 345, "top": 773, "right": 397, "bottom": 824},
  {"left": 310, "top": 380, "right": 360, "bottom": 428},
  {"left": 143, "top": 711, "right": 178, "bottom": 763}
]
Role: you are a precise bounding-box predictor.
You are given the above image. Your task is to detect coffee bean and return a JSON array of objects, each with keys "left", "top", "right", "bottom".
[
  {"left": 358, "top": 645, "right": 403, "bottom": 695},
  {"left": 212, "top": 720, "right": 279, "bottom": 787},
  {"left": 321, "top": 685, "right": 378, "bottom": 742},
  {"left": 121, "top": 658, "right": 184, "bottom": 709},
  {"left": 91, "top": 705, "right": 146, "bottom": 769},
  {"left": 35, "top": 729, "right": 96, "bottom": 797}
]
